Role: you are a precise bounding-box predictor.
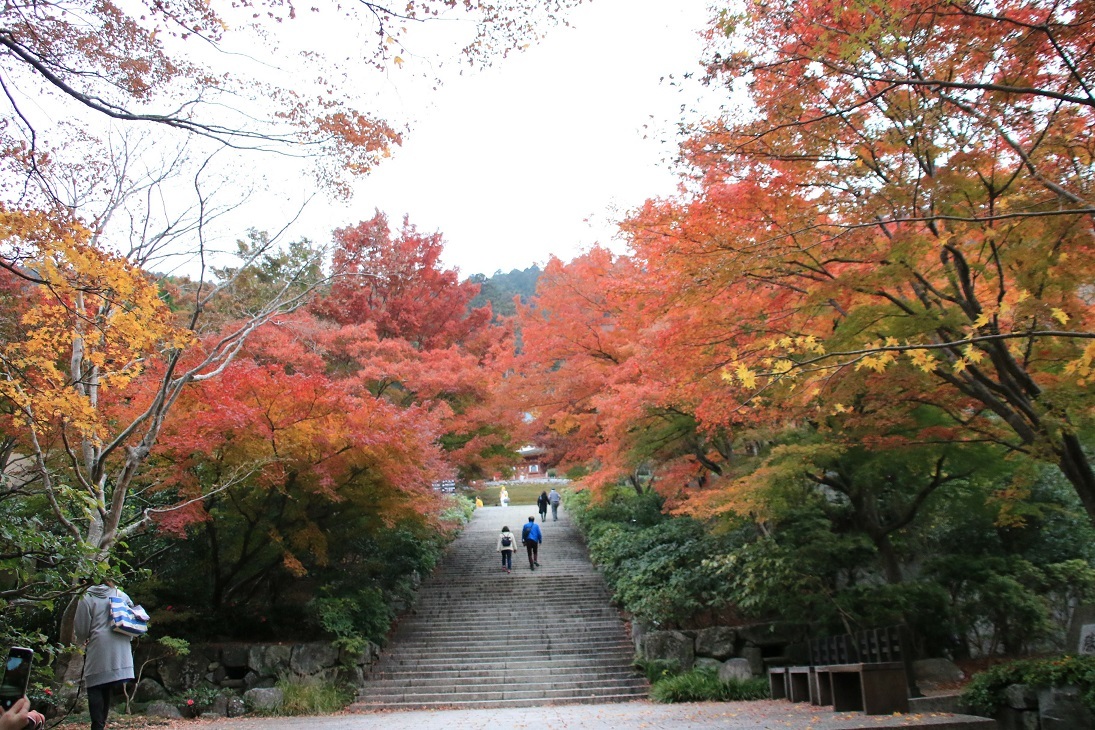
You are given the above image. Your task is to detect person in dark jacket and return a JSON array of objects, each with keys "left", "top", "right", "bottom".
[
  {"left": 75, "top": 583, "right": 136, "bottom": 730},
  {"left": 537, "top": 491, "right": 549, "bottom": 522},
  {"left": 521, "top": 516, "right": 543, "bottom": 570}
]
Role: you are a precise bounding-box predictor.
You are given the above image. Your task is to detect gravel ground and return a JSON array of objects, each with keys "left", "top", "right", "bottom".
[{"left": 52, "top": 700, "right": 995, "bottom": 730}]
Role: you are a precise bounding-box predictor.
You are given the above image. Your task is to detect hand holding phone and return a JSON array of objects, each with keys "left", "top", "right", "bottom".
[{"left": 0, "top": 648, "right": 33, "bottom": 712}]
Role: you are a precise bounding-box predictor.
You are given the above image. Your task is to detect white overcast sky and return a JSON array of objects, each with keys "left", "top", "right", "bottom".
[{"left": 280, "top": 0, "right": 718, "bottom": 278}]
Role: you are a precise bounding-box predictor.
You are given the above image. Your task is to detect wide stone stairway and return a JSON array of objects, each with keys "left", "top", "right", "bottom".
[{"left": 352, "top": 503, "right": 648, "bottom": 710}]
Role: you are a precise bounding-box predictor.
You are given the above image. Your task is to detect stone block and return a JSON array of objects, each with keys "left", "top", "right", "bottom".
[
  {"left": 291, "top": 642, "right": 340, "bottom": 675},
  {"left": 338, "top": 647, "right": 366, "bottom": 668},
  {"left": 631, "top": 621, "right": 647, "bottom": 656},
  {"left": 1039, "top": 685, "right": 1095, "bottom": 730},
  {"left": 336, "top": 665, "right": 366, "bottom": 687},
  {"left": 908, "top": 694, "right": 963, "bottom": 714},
  {"left": 132, "top": 678, "right": 169, "bottom": 703},
  {"left": 718, "top": 658, "right": 754, "bottom": 683},
  {"left": 144, "top": 701, "right": 183, "bottom": 719},
  {"left": 914, "top": 658, "right": 964, "bottom": 686},
  {"left": 694, "top": 657, "right": 722, "bottom": 673},
  {"left": 208, "top": 695, "right": 228, "bottom": 717},
  {"left": 998, "top": 709, "right": 1038, "bottom": 730},
  {"left": 736, "top": 622, "right": 793, "bottom": 648},
  {"left": 220, "top": 645, "right": 249, "bottom": 667},
  {"left": 247, "top": 644, "right": 292, "bottom": 678},
  {"left": 741, "top": 646, "right": 764, "bottom": 677},
  {"left": 227, "top": 696, "right": 247, "bottom": 717},
  {"left": 157, "top": 654, "right": 209, "bottom": 694},
  {"left": 641, "top": 630, "right": 695, "bottom": 671},
  {"left": 1006, "top": 683, "right": 1039, "bottom": 710},
  {"left": 243, "top": 687, "right": 284, "bottom": 712},
  {"left": 336, "top": 641, "right": 380, "bottom": 667},
  {"left": 995, "top": 707, "right": 1041, "bottom": 730},
  {"left": 695, "top": 627, "right": 738, "bottom": 660}
]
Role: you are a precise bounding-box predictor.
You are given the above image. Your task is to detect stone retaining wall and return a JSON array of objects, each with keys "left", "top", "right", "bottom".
[
  {"left": 633, "top": 622, "right": 797, "bottom": 679},
  {"left": 995, "top": 683, "right": 1095, "bottom": 730},
  {"left": 126, "top": 640, "right": 380, "bottom": 719}
]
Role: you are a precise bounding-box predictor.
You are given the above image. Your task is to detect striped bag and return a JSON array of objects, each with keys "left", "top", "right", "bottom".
[{"left": 108, "top": 596, "right": 150, "bottom": 637}]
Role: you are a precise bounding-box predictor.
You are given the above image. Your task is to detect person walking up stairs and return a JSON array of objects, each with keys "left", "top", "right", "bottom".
[{"left": 353, "top": 502, "right": 647, "bottom": 710}]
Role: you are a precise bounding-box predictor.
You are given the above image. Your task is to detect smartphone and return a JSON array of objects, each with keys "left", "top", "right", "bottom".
[{"left": 0, "top": 647, "right": 33, "bottom": 711}]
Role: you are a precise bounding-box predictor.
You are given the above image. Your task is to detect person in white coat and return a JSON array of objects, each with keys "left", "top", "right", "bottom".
[
  {"left": 75, "top": 583, "right": 136, "bottom": 730},
  {"left": 496, "top": 526, "right": 517, "bottom": 573}
]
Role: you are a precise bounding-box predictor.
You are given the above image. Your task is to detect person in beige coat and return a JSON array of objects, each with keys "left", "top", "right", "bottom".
[
  {"left": 75, "top": 583, "right": 136, "bottom": 730},
  {"left": 496, "top": 526, "right": 517, "bottom": 573}
]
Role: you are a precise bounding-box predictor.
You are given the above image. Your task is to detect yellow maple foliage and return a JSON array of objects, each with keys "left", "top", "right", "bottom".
[{"left": 0, "top": 208, "right": 192, "bottom": 440}]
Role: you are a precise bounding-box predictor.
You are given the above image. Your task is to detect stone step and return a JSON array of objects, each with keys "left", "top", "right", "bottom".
[
  {"left": 388, "top": 624, "right": 630, "bottom": 642},
  {"left": 358, "top": 682, "right": 649, "bottom": 705},
  {"left": 351, "top": 690, "right": 646, "bottom": 712},
  {"left": 370, "top": 669, "right": 639, "bottom": 687},
  {"left": 360, "top": 675, "right": 647, "bottom": 695},
  {"left": 368, "top": 642, "right": 634, "bottom": 663},
  {"left": 377, "top": 635, "right": 634, "bottom": 650},
  {"left": 354, "top": 506, "right": 647, "bottom": 711},
  {"left": 374, "top": 661, "right": 639, "bottom": 678},
  {"left": 375, "top": 648, "right": 637, "bottom": 669}
]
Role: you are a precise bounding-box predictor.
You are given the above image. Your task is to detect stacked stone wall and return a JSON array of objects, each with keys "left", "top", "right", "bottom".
[{"left": 125, "top": 640, "right": 379, "bottom": 719}]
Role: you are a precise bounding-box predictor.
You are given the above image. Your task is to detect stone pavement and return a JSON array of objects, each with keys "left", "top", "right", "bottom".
[{"left": 193, "top": 699, "right": 995, "bottom": 729}]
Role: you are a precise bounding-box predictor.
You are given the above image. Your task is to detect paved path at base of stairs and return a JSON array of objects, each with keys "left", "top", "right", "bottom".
[{"left": 193, "top": 699, "right": 995, "bottom": 729}]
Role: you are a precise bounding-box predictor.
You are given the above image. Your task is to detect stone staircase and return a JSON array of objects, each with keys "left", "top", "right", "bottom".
[{"left": 352, "top": 504, "right": 648, "bottom": 710}]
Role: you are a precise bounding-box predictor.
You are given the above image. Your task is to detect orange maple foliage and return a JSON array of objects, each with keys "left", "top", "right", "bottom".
[
  {"left": 0, "top": 0, "right": 584, "bottom": 193},
  {"left": 152, "top": 326, "right": 448, "bottom": 592},
  {"left": 516, "top": 0, "right": 1095, "bottom": 522},
  {"left": 314, "top": 212, "right": 493, "bottom": 351}
]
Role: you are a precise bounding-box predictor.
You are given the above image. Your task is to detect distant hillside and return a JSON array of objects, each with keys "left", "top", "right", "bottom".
[{"left": 468, "top": 266, "right": 541, "bottom": 318}]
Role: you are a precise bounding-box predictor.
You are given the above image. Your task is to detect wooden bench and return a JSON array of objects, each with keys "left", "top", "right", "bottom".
[
  {"left": 817, "top": 627, "right": 912, "bottom": 714},
  {"left": 818, "top": 661, "right": 908, "bottom": 714},
  {"left": 766, "top": 663, "right": 818, "bottom": 703},
  {"left": 768, "top": 666, "right": 789, "bottom": 700},
  {"left": 769, "top": 626, "right": 915, "bottom": 715}
]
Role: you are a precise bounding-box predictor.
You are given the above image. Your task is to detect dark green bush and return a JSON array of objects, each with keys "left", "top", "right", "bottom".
[
  {"left": 569, "top": 489, "right": 730, "bottom": 626},
  {"left": 650, "top": 669, "right": 769, "bottom": 703},
  {"left": 634, "top": 658, "right": 684, "bottom": 683},
  {"left": 962, "top": 655, "right": 1095, "bottom": 715},
  {"left": 309, "top": 587, "right": 393, "bottom": 652}
]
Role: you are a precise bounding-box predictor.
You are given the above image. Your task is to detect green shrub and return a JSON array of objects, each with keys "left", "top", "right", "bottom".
[
  {"left": 440, "top": 494, "right": 475, "bottom": 524},
  {"left": 171, "top": 685, "right": 225, "bottom": 716},
  {"left": 271, "top": 673, "right": 353, "bottom": 716},
  {"left": 569, "top": 489, "right": 729, "bottom": 626},
  {"left": 650, "top": 668, "right": 769, "bottom": 703},
  {"left": 962, "top": 655, "right": 1095, "bottom": 716},
  {"left": 634, "top": 658, "right": 683, "bottom": 683},
  {"left": 310, "top": 588, "right": 392, "bottom": 652}
]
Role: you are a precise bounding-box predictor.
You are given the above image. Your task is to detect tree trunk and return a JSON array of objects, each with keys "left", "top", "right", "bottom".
[
  {"left": 1058, "top": 432, "right": 1095, "bottom": 525},
  {"left": 873, "top": 532, "right": 904, "bottom": 585}
]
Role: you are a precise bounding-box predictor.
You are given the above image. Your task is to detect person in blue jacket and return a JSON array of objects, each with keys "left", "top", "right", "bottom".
[{"left": 521, "top": 516, "right": 543, "bottom": 570}]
